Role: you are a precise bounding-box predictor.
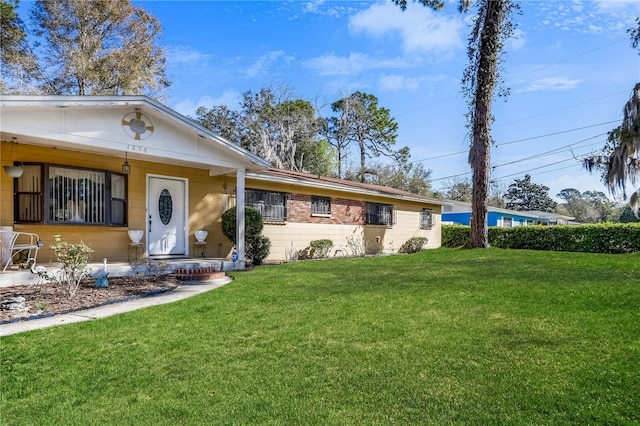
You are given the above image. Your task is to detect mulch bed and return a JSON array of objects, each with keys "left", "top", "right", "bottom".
[{"left": 0, "top": 276, "right": 181, "bottom": 324}]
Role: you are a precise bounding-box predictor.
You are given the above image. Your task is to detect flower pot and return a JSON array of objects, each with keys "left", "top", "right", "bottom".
[
  {"left": 195, "top": 230, "right": 208, "bottom": 243},
  {"left": 128, "top": 229, "right": 144, "bottom": 244}
]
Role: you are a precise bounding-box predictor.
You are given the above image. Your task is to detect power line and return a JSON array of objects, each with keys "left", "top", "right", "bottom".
[
  {"left": 434, "top": 140, "right": 601, "bottom": 185},
  {"left": 430, "top": 170, "right": 473, "bottom": 182},
  {"left": 492, "top": 133, "right": 607, "bottom": 169},
  {"left": 513, "top": 38, "right": 627, "bottom": 79},
  {"left": 411, "top": 120, "right": 615, "bottom": 164},
  {"left": 493, "top": 121, "right": 618, "bottom": 148},
  {"left": 492, "top": 157, "right": 579, "bottom": 181},
  {"left": 491, "top": 163, "right": 581, "bottom": 183},
  {"left": 494, "top": 90, "right": 629, "bottom": 128}
]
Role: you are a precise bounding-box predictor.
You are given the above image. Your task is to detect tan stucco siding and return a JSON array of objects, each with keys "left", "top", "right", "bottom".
[
  {"left": 261, "top": 201, "right": 441, "bottom": 261},
  {"left": 2, "top": 142, "right": 232, "bottom": 263}
]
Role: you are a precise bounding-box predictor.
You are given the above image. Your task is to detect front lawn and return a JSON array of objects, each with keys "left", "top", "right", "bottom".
[{"left": 1, "top": 248, "right": 639, "bottom": 425}]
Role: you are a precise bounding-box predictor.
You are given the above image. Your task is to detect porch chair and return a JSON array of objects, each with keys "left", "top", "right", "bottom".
[{"left": 0, "top": 230, "right": 43, "bottom": 272}]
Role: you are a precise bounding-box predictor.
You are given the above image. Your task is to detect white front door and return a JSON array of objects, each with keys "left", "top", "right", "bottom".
[{"left": 147, "top": 176, "right": 187, "bottom": 256}]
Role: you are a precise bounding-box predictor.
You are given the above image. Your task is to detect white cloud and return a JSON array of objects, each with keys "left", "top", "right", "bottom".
[
  {"left": 378, "top": 74, "right": 420, "bottom": 91},
  {"left": 538, "top": 1, "right": 639, "bottom": 34},
  {"left": 348, "top": 2, "right": 464, "bottom": 53},
  {"left": 166, "top": 45, "right": 214, "bottom": 65},
  {"left": 378, "top": 73, "right": 447, "bottom": 91},
  {"left": 508, "top": 29, "right": 527, "bottom": 51},
  {"left": 303, "top": 52, "right": 411, "bottom": 77},
  {"left": 296, "top": 0, "right": 357, "bottom": 18},
  {"left": 518, "top": 77, "right": 584, "bottom": 93},
  {"left": 595, "top": 0, "right": 640, "bottom": 13},
  {"left": 173, "top": 89, "right": 242, "bottom": 117},
  {"left": 243, "top": 50, "right": 295, "bottom": 78}
]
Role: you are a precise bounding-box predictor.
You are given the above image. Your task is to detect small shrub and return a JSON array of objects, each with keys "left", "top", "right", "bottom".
[
  {"left": 310, "top": 239, "right": 333, "bottom": 258},
  {"left": 246, "top": 234, "right": 271, "bottom": 266},
  {"left": 48, "top": 235, "right": 93, "bottom": 297},
  {"left": 398, "top": 237, "right": 428, "bottom": 254},
  {"left": 296, "top": 247, "right": 315, "bottom": 260},
  {"left": 221, "top": 206, "right": 271, "bottom": 265}
]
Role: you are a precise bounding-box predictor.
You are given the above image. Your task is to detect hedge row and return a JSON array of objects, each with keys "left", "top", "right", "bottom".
[{"left": 442, "top": 223, "right": 640, "bottom": 254}]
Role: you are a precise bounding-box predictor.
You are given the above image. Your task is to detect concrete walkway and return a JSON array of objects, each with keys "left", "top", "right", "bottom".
[{"left": 0, "top": 277, "right": 232, "bottom": 337}]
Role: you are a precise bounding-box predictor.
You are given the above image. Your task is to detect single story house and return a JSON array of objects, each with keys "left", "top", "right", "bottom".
[
  {"left": 244, "top": 168, "right": 446, "bottom": 260},
  {"left": 442, "top": 200, "right": 575, "bottom": 227},
  {"left": 1, "top": 95, "right": 446, "bottom": 270}
]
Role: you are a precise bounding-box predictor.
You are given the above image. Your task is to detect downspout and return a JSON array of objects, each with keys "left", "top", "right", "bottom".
[{"left": 235, "top": 167, "right": 246, "bottom": 268}]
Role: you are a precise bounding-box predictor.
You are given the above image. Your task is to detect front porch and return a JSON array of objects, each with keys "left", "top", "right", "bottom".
[{"left": 0, "top": 257, "right": 240, "bottom": 288}]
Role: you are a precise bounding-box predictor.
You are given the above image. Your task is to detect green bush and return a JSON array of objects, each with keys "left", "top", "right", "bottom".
[
  {"left": 398, "top": 237, "right": 428, "bottom": 254},
  {"left": 442, "top": 225, "right": 471, "bottom": 248},
  {"left": 221, "top": 207, "right": 271, "bottom": 265},
  {"left": 246, "top": 234, "right": 271, "bottom": 266},
  {"left": 221, "top": 207, "right": 263, "bottom": 244},
  {"left": 310, "top": 239, "right": 333, "bottom": 258},
  {"left": 442, "top": 223, "right": 640, "bottom": 253}
]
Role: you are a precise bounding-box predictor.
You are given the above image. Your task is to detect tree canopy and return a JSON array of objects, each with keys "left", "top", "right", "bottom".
[
  {"left": 194, "top": 87, "right": 428, "bottom": 194},
  {"left": 505, "top": 174, "right": 557, "bottom": 212},
  {"left": 329, "top": 91, "right": 399, "bottom": 182},
  {"left": 1, "top": 0, "right": 170, "bottom": 98},
  {"left": 556, "top": 188, "right": 616, "bottom": 223},
  {"left": 584, "top": 19, "right": 640, "bottom": 216},
  {"left": 195, "top": 87, "right": 332, "bottom": 175},
  {"left": 584, "top": 83, "right": 639, "bottom": 216},
  {"left": 0, "top": 0, "right": 38, "bottom": 91}
]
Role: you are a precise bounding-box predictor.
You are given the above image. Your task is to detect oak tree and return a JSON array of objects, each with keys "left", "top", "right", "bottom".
[
  {"left": 29, "top": 0, "right": 170, "bottom": 97},
  {"left": 584, "top": 19, "right": 640, "bottom": 216},
  {"left": 505, "top": 174, "right": 556, "bottom": 212}
]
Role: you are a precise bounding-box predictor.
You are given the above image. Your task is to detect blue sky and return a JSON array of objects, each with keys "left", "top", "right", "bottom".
[{"left": 19, "top": 0, "right": 640, "bottom": 201}]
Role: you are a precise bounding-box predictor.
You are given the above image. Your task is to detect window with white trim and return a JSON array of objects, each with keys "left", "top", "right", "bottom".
[
  {"left": 366, "top": 202, "right": 393, "bottom": 226},
  {"left": 13, "top": 163, "right": 127, "bottom": 226},
  {"left": 311, "top": 196, "right": 331, "bottom": 215},
  {"left": 420, "top": 208, "right": 433, "bottom": 229},
  {"left": 502, "top": 217, "right": 513, "bottom": 228},
  {"left": 246, "top": 189, "right": 287, "bottom": 223}
]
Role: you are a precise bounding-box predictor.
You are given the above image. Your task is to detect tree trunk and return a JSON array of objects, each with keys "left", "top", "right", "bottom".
[
  {"left": 359, "top": 136, "right": 366, "bottom": 183},
  {"left": 469, "top": 0, "right": 505, "bottom": 248}
]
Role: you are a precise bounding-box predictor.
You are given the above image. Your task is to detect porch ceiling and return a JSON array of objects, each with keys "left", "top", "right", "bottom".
[
  {"left": 0, "top": 95, "right": 270, "bottom": 177},
  {"left": 1, "top": 132, "right": 237, "bottom": 177}
]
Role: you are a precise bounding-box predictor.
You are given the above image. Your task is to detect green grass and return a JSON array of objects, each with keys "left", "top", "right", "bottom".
[{"left": 1, "top": 248, "right": 639, "bottom": 425}]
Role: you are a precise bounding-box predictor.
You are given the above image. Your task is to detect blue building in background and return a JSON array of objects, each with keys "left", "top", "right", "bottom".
[{"left": 442, "top": 201, "right": 576, "bottom": 227}]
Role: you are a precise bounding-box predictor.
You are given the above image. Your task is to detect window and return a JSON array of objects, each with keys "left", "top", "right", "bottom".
[
  {"left": 502, "top": 217, "right": 513, "bottom": 228},
  {"left": 420, "top": 208, "right": 433, "bottom": 229},
  {"left": 366, "top": 202, "right": 394, "bottom": 226},
  {"left": 14, "top": 163, "right": 127, "bottom": 226},
  {"left": 311, "top": 196, "right": 331, "bottom": 216},
  {"left": 246, "top": 189, "right": 287, "bottom": 222}
]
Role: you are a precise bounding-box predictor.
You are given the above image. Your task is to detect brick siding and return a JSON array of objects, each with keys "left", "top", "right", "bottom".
[{"left": 287, "top": 194, "right": 365, "bottom": 225}]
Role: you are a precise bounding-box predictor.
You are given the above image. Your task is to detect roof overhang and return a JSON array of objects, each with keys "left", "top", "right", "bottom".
[
  {"left": 248, "top": 170, "right": 449, "bottom": 206},
  {"left": 0, "top": 95, "right": 270, "bottom": 176}
]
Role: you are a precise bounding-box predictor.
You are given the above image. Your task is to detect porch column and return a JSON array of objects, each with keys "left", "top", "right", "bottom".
[{"left": 235, "top": 167, "right": 246, "bottom": 265}]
